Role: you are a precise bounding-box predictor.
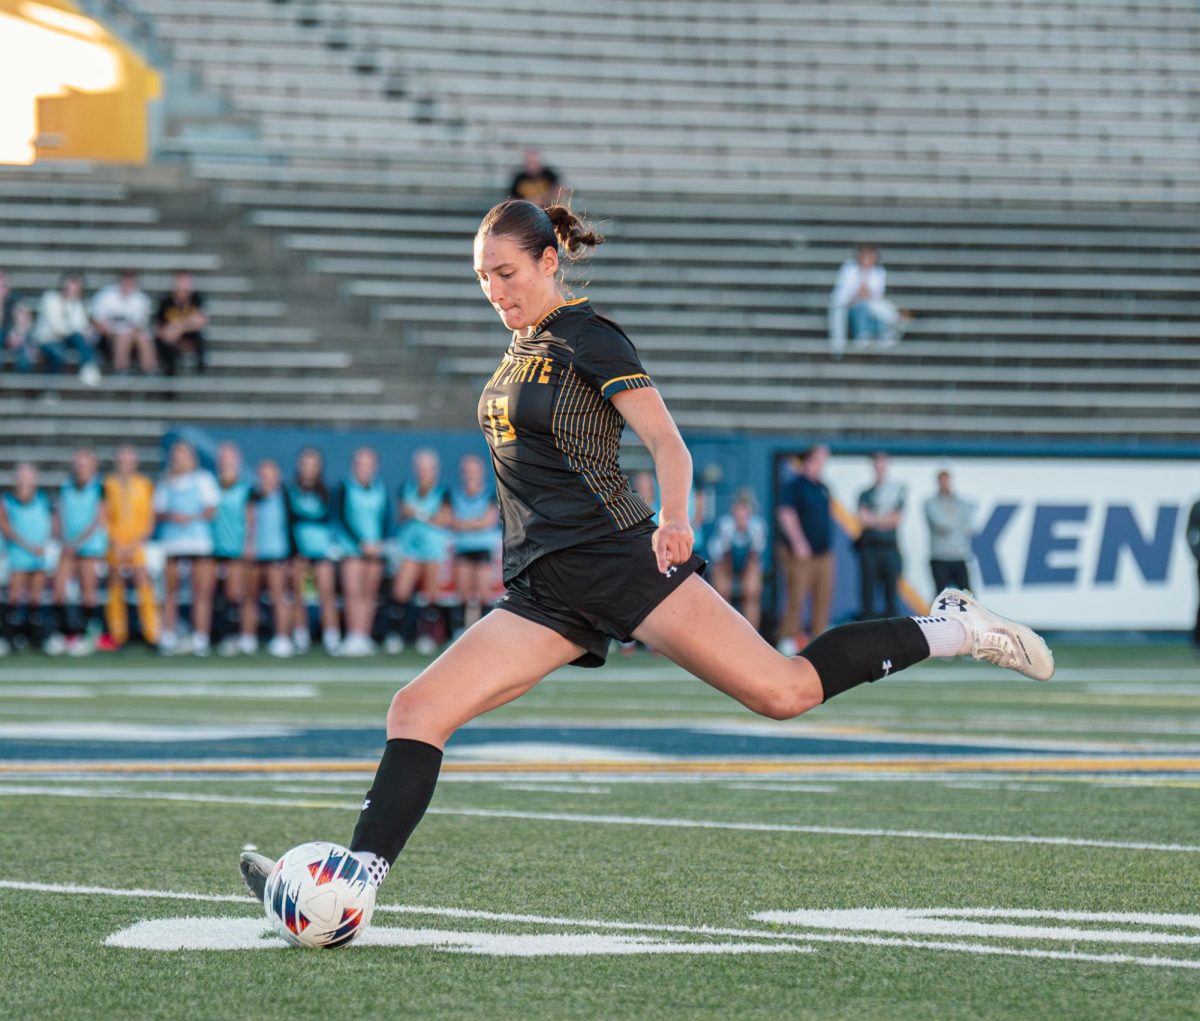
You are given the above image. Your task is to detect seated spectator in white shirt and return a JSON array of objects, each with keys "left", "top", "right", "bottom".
[
  {"left": 33, "top": 273, "right": 101, "bottom": 385},
  {"left": 828, "top": 244, "right": 910, "bottom": 357},
  {"left": 92, "top": 270, "right": 154, "bottom": 374}
]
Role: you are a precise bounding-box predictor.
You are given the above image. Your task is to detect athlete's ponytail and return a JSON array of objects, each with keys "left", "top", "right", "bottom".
[{"left": 476, "top": 199, "right": 604, "bottom": 266}]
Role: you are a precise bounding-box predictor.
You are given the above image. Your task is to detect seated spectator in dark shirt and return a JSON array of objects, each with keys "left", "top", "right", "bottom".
[
  {"left": 0, "top": 269, "right": 22, "bottom": 348},
  {"left": 154, "top": 271, "right": 208, "bottom": 376},
  {"left": 508, "top": 149, "right": 564, "bottom": 208}
]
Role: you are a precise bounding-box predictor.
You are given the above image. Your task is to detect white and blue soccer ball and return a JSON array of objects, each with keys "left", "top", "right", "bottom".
[{"left": 262, "top": 841, "right": 376, "bottom": 949}]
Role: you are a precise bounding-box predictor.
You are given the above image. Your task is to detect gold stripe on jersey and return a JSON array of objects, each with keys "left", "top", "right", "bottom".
[
  {"left": 551, "top": 365, "right": 652, "bottom": 529},
  {"left": 600, "top": 372, "right": 653, "bottom": 399}
]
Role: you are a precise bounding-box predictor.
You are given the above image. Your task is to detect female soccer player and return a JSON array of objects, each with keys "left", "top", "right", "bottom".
[
  {"left": 212, "top": 443, "right": 253, "bottom": 656},
  {"left": 333, "top": 447, "right": 390, "bottom": 657},
  {"left": 154, "top": 440, "right": 218, "bottom": 655},
  {"left": 48, "top": 447, "right": 108, "bottom": 654},
  {"left": 0, "top": 462, "right": 53, "bottom": 653},
  {"left": 241, "top": 200, "right": 1053, "bottom": 904},
  {"left": 387, "top": 449, "right": 452, "bottom": 655},
  {"left": 449, "top": 453, "right": 501, "bottom": 635},
  {"left": 286, "top": 447, "right": 341, "bottom": 655},
  {"left": 241, "top": 458, "right": 293, "bottom": 658}
]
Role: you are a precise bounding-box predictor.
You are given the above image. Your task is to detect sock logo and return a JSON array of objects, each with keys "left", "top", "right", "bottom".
[{"left": 881, "top": 659, "right": 893, "bottom": 677}]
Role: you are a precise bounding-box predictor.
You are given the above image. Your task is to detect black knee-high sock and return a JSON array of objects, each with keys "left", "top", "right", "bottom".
[
  {"left": 800, "top": 617, "right": 930, "bottom": 702},
  {"left": 349, "top": 738, "right": 443, "bottom": 865}
]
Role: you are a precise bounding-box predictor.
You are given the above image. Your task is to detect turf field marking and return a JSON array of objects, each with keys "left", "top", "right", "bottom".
[
  {"left": 3, "top": 881, "right": 1195, "bottom": 969},
  {"left": 499, "top": 783, "right": 612, "bottom": 794},
  {"left": 110, "top": 683, "right": 319, "bottom": 700},
  {"left": 2, "top": 784, "right": 1197, "bottom": 853},
  {"left": 752, "top": 907, "right": 1200, "bottom": 946},
  {"left": 103, "top": 917, "right": 812, "bottom": 956}
]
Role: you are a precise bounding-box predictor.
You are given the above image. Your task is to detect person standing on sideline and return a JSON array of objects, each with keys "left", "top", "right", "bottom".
[
  {"left": 709, "top": 489, "right": 767, "bottom": 634},
  {"left": 154, "top": 440, "right": 219, "bottom": 655},
  {"left": 0, "top": 462, "right": 53, "bottom": 653},
  {"left": 924, "top": 465, "right": 977, "bottom": 593},
  {"left": 242, "top": 459, "right": 294, "bottom": 658},
  {"left": 103, "top": 445, "right": 159, "bottom": 649},
  {"left": 1187, "top": 494, "right": 1200, "bottom": 652},
  {"left": 449, "top": 453, "right": 501, "bottom": 637},
  {"left": 387, "top": 449, "right": 452, "bottom": 656},
  {"left": 775, "top": 444, "right": 834, "bottom": 654},
  {"left": 334, "top": 447, "right": 391, "bottom": 657},
  {"left": 286, "top": 447, "right": 342, "bottom": 656},
  {"left": 211, "top": 443, "right": 253, "bottom": 656},
  {"left": 857, "top": 452, "right": 906, "bottom": 619},
  {"left": 48, "top": 447, "right": 108, "bottom": 654}
]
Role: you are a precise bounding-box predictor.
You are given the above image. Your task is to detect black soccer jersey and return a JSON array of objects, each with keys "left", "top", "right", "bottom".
[{"left": 477, "top": 297, "right": 657, "bottom": 581}]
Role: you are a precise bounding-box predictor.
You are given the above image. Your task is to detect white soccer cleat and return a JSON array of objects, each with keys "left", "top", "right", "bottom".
[
  {"left": 267, "top": 635, "right": 294, "bottom": 658},
  {"left": 932, "top": 588, "right": 1054, "bottom": 681}
]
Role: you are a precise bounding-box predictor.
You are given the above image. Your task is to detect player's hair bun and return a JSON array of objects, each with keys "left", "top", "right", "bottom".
[{"left": 544, "top": 204, "right": 605, "bottom": 259}]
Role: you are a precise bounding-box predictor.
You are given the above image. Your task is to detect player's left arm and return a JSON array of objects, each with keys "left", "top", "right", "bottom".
[{"left": 611, "top": 386, "right": 694, "bottom": 573}]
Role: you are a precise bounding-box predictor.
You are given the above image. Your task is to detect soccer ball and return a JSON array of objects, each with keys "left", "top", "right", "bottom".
[{"left": 262, "top": 841, "right": 376, "bottom": 949}]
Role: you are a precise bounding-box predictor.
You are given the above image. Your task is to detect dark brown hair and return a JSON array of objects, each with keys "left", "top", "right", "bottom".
[{"left": 477, "top": 199, "right": 604, "bottom": 264}]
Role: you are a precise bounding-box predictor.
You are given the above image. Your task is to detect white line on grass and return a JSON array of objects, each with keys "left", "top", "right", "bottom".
[
  {"left": 3, "top": 880, "right": 1196, "bottom": 970},
  {"left": 1, "top": 784, "right": 1196, "bottom": 853}
]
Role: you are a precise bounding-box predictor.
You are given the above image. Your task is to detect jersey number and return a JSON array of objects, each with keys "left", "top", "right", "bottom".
[{"left": 486, "top": 397, "right": 518, "bottom": 446}]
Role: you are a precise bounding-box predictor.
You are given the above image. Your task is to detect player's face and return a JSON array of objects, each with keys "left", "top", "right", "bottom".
[
  {"left": 258, "top": 461, "right": 280, "bottom": 491},
  {"left": 116, "top": 447, "right": 137, "bottom": 475},
  {"left": 413, "top": 452, "right": 438, "bottom": 487},
  {"left": 217, "top": 444, "right": 240, "bottom": 478},
  {"left": 14, "top": 464, "right": 36, "bottom": 495},
  {"left": 73, "top": 451, "right": 95, "bottom": 481},
  {"left": 169, "top": 443, "right": 195, "bottom": 475},
  {"left": 298, "top": 451, "right": 321, "bottom": 483},
  {"left": 732, "top": 501, "right": 751, "bottom": 528},
  {"left": 460, "top": 456, "right": 483, "bottom": 491},
  {"left": 352, "top": 450, "right": 377, "bottom": 484},
  {"left": 473, "top": 234, "right": 560, "bottom": 333}
]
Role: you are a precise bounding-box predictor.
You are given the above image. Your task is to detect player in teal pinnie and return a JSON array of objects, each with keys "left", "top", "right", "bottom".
[{"left": 241, "top": 200, "right": 1055, "bottom": 917}]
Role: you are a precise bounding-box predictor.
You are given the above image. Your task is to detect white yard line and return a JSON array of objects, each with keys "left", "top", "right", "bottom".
[
  {"left": 2, "top": 880, "right": 1196, "bottom": 969},
  {"left": 0, "top": 784, "right": 1195, "bottom": 853}
]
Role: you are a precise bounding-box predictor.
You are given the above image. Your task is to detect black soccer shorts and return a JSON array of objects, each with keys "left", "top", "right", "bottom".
[{"left": 496, "top": 519, "right": 706, "bottom": 667}]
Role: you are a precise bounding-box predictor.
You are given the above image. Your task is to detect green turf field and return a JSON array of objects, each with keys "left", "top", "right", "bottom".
[{"left": 2, "top": 644, "right": 1198, "bottom": 1020}]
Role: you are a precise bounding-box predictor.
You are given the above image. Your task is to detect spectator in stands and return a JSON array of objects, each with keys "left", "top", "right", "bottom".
[
  {"left": 450, "top": 453, "right": 501, "bottom": 636},
  {"left": 154, "top": 440, "right": 218, "bottom": 655},
  {"left": 924, "top": 464, "right": 977, "bottom": 593},
  {"left": 242, "top": 459, "right": 294, "bottom": 658},
  {"left": 508, "top": 149, "right": 565, "bottom": 208},
  {"left": 154, "top": 270, "right": 209, "bottom": 376},
  {"left": 33, "top": 274, "right": 101, "bottom": 384},
  {"left": 775, "top": 444, "right": 833, "bottom": 654},
  {"left": 857, "top": 452, "right": 906, "bottom": 619},
  {"left": 2, "top": 301, "right": 38, "bottom": 373},
  {"left": 0, "top": 269, "right": 19, "bottom": 344},
  {"left": 709, "top": 489, "right": 767, "bottom": 634},
  {"left": 828, "top": 244, "right": 910, "bottom": 357},
  {"left": 1187, "top": 494, "right": 1200, "bottom": 652},
  {"left": 334, "top": 446, "right": 390, "bottom": 657},
  {"left": 92, "top": 269, "right": 154, "bottom": 375},
  {"left": 387, "top": 449, "right": 452, "bottom": 656},
  {"left": 0, "top": 462, "right": 53, "bottom": 653},
  {"left": 286, "top": 447, "right": 342, "bottom": 656},
  {"left": 103, "top": 445, "right": 159, "bottom": 650},
  {"left": 212, "top": 442, "right": 253, "bottom": 656},
  {"left": 48, "top": 448, "right": 108, "bottom": 655}
]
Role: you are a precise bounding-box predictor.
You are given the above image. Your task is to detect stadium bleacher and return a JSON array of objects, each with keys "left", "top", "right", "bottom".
[{"left": 3, "top": 0, "right": 1198, "bottom": 463}]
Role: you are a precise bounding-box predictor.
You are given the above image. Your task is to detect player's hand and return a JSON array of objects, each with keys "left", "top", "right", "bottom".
[{"left": 652, "top": 519, "right": 693, "bottom": 574}]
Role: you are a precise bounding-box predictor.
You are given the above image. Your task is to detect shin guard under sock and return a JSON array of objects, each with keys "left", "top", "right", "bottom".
[
  {"left": 349, "top": 738, "right": 443, "bottom": 867},
  {"left": 799, "top": 617, "right": 930, "bottom": 702}
]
